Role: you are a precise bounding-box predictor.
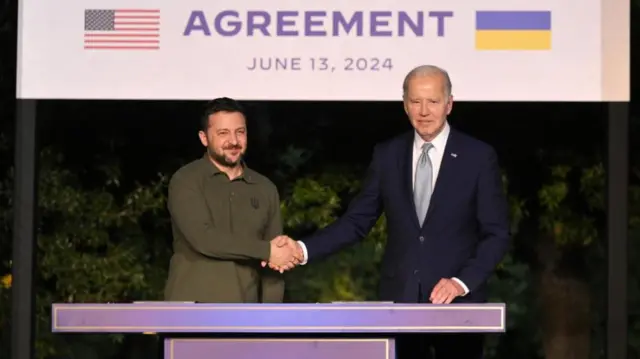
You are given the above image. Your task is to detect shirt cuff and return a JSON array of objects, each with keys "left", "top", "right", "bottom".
[
  {"left": 452, "top": 277, "right": 470, "bottom": 295},
  {"left": 297, "top": 241, "right": 309, "bottom": 265}
]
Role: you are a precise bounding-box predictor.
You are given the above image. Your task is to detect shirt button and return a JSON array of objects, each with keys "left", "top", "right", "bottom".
[{"left": 419, "top": 236, "right": 425, "bottom": 242}]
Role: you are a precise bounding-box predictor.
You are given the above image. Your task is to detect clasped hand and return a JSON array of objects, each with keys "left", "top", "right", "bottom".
[{"left": 261, "top": 235, "right": 303, "bottom": 273}]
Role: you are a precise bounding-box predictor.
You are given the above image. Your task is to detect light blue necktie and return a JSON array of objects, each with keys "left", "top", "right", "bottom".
[{"left": 414, "top": 143, "right": 434, "bottom": 226}]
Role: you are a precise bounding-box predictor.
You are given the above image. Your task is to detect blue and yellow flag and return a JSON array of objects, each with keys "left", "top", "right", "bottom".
[{"left": 475, "top": 11, "right": 551, "bottom": 50}]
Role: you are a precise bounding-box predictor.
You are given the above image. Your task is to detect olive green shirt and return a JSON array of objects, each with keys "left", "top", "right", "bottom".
[{"left": 163, "top": 154, "right": 284, "bottom": 303}]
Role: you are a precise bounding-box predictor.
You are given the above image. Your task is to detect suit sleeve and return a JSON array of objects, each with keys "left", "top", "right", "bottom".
[
  {"left": 457, "top": 148, "right": 511, "bottom": 292},
  {"left": 167, "top": 173, "right": 271, "bottom": 261},
  {"left": 260, "top": 186, "right": 285, "bottom": 303},
  {"left": 301, "top": 145, "right": 384, "bottom": 261}
]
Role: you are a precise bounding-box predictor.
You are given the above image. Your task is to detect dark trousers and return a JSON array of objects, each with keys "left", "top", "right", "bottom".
[{"left": 395, "top": 283, "right": 485, "bottom": 359}]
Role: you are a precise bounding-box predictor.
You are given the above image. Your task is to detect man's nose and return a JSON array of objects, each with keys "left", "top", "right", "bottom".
[{"left": 420, "top": 103, "right": 430, "bottom": 116}]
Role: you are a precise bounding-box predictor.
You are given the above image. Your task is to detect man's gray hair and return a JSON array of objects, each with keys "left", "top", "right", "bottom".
[{"left": 402, "top": 65, "right": 452, "bottom": 99}]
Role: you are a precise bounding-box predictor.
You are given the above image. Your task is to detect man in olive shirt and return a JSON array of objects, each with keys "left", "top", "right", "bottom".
[{"left": 163, "top": 97, "right": 299, "bottom": 303}]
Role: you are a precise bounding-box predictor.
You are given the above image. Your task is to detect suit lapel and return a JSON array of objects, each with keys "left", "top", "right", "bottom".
[
  {"left": 424, "top": 129, "right": 460, "bottom": 222},
  {"left": 398, "top": 132, "right": 421, "bottom": 229}
]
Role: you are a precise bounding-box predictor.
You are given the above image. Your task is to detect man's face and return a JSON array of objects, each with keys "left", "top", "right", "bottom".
[
  {"left": 403, "top": 73, "right": 453, "bottom": 141},
  {"left": 199, "top": 111, "right": 247, "bottom": 168}
]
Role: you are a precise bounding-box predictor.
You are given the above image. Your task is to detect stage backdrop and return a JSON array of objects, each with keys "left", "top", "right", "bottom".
[{"left": 15, "top": 0, "right": 629, "bottom": 101}]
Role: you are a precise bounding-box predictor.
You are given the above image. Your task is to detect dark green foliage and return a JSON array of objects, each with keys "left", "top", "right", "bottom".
[{"left": 0, "top": 145, "right": 639, "bottom": 359}]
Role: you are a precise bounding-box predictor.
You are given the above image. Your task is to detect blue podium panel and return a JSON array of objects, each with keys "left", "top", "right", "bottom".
[
  {"left": 165, "top": 338, "right": 394, "bottom": 359},
  {"left": 51, "top": 302, "right": 506, "bottom": 359}
]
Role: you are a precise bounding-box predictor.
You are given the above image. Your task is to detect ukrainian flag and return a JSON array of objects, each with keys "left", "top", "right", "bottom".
[{"left": 475, "top": 11, "right": 551, "bottom": 50}]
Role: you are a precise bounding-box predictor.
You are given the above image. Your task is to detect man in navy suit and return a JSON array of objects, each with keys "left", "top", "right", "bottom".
[{"left": 265, "top": 64, "right": 510, "bottom": 358}]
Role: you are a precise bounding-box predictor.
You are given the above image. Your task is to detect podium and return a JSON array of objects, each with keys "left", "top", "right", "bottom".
[{"left": 51, "top": 302, "right": 505, "bottom": 359}]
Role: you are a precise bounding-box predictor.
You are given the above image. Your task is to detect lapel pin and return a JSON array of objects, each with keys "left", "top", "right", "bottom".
[{"left": 451, "top": 153, "right": 457, "bottom": 158}]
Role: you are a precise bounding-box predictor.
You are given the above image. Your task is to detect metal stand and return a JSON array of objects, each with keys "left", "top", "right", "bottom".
[
  {"left": 11, "top": 99, "right": 38, "bottom": 359},
  {"left": 606, "top": 101, "right": 629, "bottom": 359}
]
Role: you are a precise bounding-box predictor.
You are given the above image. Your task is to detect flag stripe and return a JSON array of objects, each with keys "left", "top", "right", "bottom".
[
  {"left": 85, "top": 41, "right": 159, "bottom": 44},
  {"left": 476, "top": 11, "right": 551, "bottom": 30},
  {"left": 115, "top": 15, "right": 160, "bottom": 19},
  {"left": 112, "top": 27, "right": 160, "bottom": 31},
  {"left": 85, "top": 34, "right": 159, "bottom": 37},
  {"left": 114, "top": 22, "right": 160, "bottom": 25},
  {"left": 84, "top": 46, "right": 159, "bottom": 50},
  {"left": 475, "top": 30, "right": 551, "bottom": 50},
  {"left": 113, "top": 9, "right": 159, "bottom": 13}
]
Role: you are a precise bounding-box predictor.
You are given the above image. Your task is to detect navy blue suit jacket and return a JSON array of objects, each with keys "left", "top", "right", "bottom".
[{"left": 302, "top": 128, "right": 510, "bottom": 303}]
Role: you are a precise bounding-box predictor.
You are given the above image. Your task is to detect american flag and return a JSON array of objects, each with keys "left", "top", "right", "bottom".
[{"left": 84, "top": 9, "right": 160, "bottom": 50}]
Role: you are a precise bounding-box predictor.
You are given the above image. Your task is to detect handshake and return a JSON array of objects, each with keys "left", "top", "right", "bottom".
[{"left": 261, "top": 235, "right": 304, "bottom": 273}]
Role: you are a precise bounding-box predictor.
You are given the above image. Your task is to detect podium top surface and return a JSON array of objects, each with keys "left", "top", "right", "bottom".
[{"left": 51, "top": 302, "right": 506, "bottom": 334}]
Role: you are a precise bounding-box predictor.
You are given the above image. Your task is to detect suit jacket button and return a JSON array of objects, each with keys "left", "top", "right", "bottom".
[
  {"left": 413, "top": 270, "right": 419, "bottom": 275},
  {"left": 419, "top": 236, "right": 425, "bottom": 242}
]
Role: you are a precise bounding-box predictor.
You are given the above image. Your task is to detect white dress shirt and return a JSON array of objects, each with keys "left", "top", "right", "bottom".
[{"left": 297, "top": 122, "right": 469, "bottom": 296}]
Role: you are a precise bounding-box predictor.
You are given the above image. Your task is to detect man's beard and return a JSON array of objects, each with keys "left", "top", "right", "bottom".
[{"left": 208, "top": 146, "right": 244, "bottom": 168}]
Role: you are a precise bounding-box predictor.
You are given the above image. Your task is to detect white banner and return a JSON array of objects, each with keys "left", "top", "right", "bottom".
[{"left": 16, "top": 0, "right": 629, "bottom": 101}]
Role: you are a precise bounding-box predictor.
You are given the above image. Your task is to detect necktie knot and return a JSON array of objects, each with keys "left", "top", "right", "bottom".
[{"left": 419, "top": 143, "right": 433, "bottom": 164}]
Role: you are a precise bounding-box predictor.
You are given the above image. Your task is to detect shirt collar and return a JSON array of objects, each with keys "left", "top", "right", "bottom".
[
  {"left": 201, "top": 153, "right": 256, "bottom": 183},
  {"left": 413, "top": 121, "right": 450, "bottom": 153}
]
